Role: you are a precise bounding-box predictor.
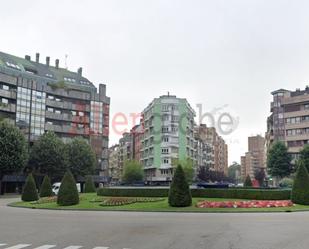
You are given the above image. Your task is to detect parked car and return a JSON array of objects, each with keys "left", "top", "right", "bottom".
[{"left": 52, "top": 182, "right": 81, "bottom": 195}]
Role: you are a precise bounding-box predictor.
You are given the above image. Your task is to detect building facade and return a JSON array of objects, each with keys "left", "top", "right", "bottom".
[
  {"left": 266, "top": 87, "right": 309, "bottom": 162},
  {"left": 0, "top": 51, "right": 110, "bottom": 176},
  {"left": 195, "top": 124, "right": 228, "bottom": 175},
  {"left": 141, "top": 94, "right": 196, "bottom": 183},
  {"left": 108, "top": 144, "right": 120, "bottom": 183},
  {"left": 240, "top": 135, "right": 266, "bottom": 180}
]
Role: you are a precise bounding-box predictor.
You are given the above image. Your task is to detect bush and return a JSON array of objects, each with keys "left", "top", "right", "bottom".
[
  {"left": 291, "top": 162, "right": 309, "bottom": 205},
  {"left": 279, "top": 177, "right": 294, "bottom": 188},
  {"left": 40, "top": 175, "right": 53, "bottom": 197},
  {"left": 22, "top": 174, "right": 39, "bottom": 202},
  {"left": 168, "top": 165, "right": 192, "bottom": 207},
  {"left": 57, "top": 171, "right": 79, "bottom": 206},
  {"left": 244, "top": 175, "right": 253, "bottom": 187},
  {"left": 84, "top": 175, "right": 96, "bottom": 193},
  {"left": 97, "top": 187, "right": 291, "bottom": 200}
]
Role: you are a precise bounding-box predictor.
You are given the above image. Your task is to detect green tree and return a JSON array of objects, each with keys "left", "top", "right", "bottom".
[
  {"left": 172, "top": 158, "right": 194, "bottom": 183},
  {"left": 168, "top": 165, "right": 192, "bottom": 207},
  {"left": 244, "top": 175, "right": 253, "bottom": 187},
  {"left": 57, "top": 171, "right": 79, "bottom": 206},
  {"left": 0, "top": 121, "right": 28, "bottom": 194},
  {"left": 29, "top": 131, "right": 67, "bottom": 178},
  {"left": 299, "top": 145, "right": 309, "bottom": 172},
  {"left": 39, "top": 175, "right": 53, "bottom": 197},
  {"left": 66, "top": 137, "right": 96, "bottom": 177},
  {"left": 291, "top": 161, "right": 309, "bottom": 205},
  {"left": 267, "top": 141, "right": 292, "bottom": 180},
  {"left": 84, "top": 175, "right": 96, "bottom": 193},
  {"left": 122, "top": 160, "right": 144, "bottom": 184},
  {"left": 228, "top": 162, "right": 241, "bottom": 183},
  {"left": 21, "top": 174, "right": 38, "bottom": 202}
]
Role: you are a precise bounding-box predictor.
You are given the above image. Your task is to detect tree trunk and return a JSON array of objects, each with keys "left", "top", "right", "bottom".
[{"left": 0, "top": 174, "right": 3, "bottom": 195}]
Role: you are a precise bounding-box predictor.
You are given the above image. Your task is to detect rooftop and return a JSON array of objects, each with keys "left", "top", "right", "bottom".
[{"left": 0, "top": 51, "right": 95, "bottom": 89}]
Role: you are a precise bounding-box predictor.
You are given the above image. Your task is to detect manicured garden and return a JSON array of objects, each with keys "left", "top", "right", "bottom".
[{"left": 10, "top": 193, "right": 309, "bottom": 212}]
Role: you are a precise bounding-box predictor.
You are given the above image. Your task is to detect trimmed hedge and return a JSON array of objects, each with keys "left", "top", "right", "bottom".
[
  {"left": 97, "top": 188, "right": 291, "bottom": 200},
  {"left": 22, "top": 174, "right": 39, "bottom": 202},
  {"left": 291, "top": 162, "right": 309, "bottom": 205},
  {"left": 57, "top": 171, "right": 79, "bottom": 206},
  {"left": 40, "top": 175, "right": 53, "bottom": 198},
  {"left": 168, "top": 165, "right": 192, "bottom": 207}
]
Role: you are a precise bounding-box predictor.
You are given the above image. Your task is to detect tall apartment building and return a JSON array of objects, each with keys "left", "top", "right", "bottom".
[
  {"left": 108, "top": 144, "right": 120, "bottom": 183},
  {"left": 141, "top": 94, "right": 196, "bottom": 183},
  {"left": 195, "top": 125, "right": 228, "bottom": 175},
  {"left": 118, "top": 132, "right": 133, "bottom": 178},
  {"left": 0, "top": 51, "right": 110, "bottom": 176},
  {"left": 240, "top": 135, "right": 266, "bottom": 180},
  {"left": 266, "top": 87, "right": 309, "bottom": 162},
  {"left": 131, "top": 124, "right": 143, "bottom": 162}
]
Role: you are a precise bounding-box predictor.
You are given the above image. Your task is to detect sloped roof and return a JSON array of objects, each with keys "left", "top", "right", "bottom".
[{"left": 0, "top": 51, "right": 95, "bottom": 89}]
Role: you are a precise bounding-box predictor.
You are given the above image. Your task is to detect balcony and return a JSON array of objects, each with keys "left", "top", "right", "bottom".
[
  {"left": 45, "top": 123, "right": 89, "bottom": 135},
  {"left": 0, "top": 89, "right": 16, "bottom": 99},
  {"left": 0, "top": 103, "right": 16, "bottom": 113},
  {"left": 45, "top": 111, "right": 89, "bottom": 123},
  {"left": 46, "top": 99, "right": 90, "bottom": 112}
]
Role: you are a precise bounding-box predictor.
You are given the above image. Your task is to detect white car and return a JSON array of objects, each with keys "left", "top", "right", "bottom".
[{"left": 52, "top": 182, "right": 81, "bottom": 195}]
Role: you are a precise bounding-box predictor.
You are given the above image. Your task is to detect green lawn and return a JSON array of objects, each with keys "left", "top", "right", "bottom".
[{"left": 9, "top": 193, "right": 309, "bottom": 213}]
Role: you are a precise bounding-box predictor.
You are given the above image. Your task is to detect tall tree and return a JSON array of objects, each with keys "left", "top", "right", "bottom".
[
  {"left": 168, "top": 165, "right": 192, "bottom": 207},
  {"left": 172, "top": 158, "right": 194, "bottom": 183},
  {"left": 29, "top": 131, "right": 67, "bottom": 179},
  {"left": 299, "top": 145, "right": 309, "bottom": 172},
  {"left": 267, "top": 141, "right": 292, "bottom": 180},
  {"left": 228, "top": 162, "right": 241, "bottom": 183},
  {"left": 244, "top": 175, "right": 253, "bottom": 187},
  {"left": 66, "top": 137, "right": 96, "bottom": 177},
  {"left": 0, "top": 121, "right": 28, "bottom": 194},
  {"left": 122, "top": 160, "right": 144, "bottom": 184}
]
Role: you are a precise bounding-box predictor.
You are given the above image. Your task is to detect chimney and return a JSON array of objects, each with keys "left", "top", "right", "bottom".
[
  {"left": 55, "top": 59, "right": 59, "bottom": 69},
  {"left": 78, "top": 67, "right": 82, "bottom": 76},
  {"left": 46, "top": 57, "right": 50, "bottom": 67},
  {"left": 25, "top": 55, "right": 31, "bottom": 61},
  {"left": 35, "top": 53, "right": 40, "bottom": 63}
]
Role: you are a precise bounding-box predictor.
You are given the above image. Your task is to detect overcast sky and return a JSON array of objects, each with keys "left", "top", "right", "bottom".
[{"left": 1, "top": 0, "right": 309, "bottom": 164}]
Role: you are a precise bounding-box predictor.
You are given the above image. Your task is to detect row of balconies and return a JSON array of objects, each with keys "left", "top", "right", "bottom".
[
  {"left": 45, "top": 111, "right": 90, "bottom": 123},
  {"left": 45, "top": 123, "right": 89, "bottom": 135},
  {"left": 46, "top": 98, "right": 91, "bottom": 112},
  {"left": 0, "top": 89, "right": 16, "bottom": 99},
  {"left": 0, "top": 103, "right": 16, "bottom": 113}
]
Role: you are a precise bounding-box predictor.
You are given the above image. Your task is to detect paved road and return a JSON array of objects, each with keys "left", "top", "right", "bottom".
[{"left": 1, "top": 197, "right": 309, "bottom": 249}]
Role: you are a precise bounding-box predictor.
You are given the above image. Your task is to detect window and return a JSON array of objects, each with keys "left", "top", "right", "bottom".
[
  {"left": 1, "top": 98, "right": 8, "bottom": 104},
  {"left": 55, "top": 98, "right": 61, "bottom": 102},
  {"left": 2, "top": 85, "right": 9, "bottom": 91},
  {"left": 162, "top": 136, "right": 169, "bottom": 142},
  {"left": 48, "top": 95, "right": 55, "bottom": 100},
  {"left": 47, "top": 107, "right": 54, "bottom": 112},
  {"left": 162, "top": 148, "right": 169, "bottom": 154},
  {"left": 162, "top": 126, "right": 169, "bottom": 133},
  {"left": 162, "top": 158, "right": 169, "bottom": 164},
  {"left": 55, "top": 110, "right": 61, "bottom": 114},
  {"left": 45, "top": 74, "right": 53, "bottom": 78},
  {"left": 71, "top": 111, "right": 77, "bottom": 116},
  {"left": 79, "top": 111, "right": 84, "bottom": 117},
  {"left": 305, "top": 104, "right": 309, "bottom": 110}
]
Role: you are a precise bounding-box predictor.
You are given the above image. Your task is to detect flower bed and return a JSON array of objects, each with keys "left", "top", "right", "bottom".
[
  {"left": 98, "top": 197, "right": 165, "bottom": 206},
  {"left": 196, "top": 200, "right": 294, "bottom": 209}
]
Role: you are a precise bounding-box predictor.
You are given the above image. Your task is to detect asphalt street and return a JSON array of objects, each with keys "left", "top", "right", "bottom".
[{"left": 0, "top": 197, "right": 309, "bottom": 249}]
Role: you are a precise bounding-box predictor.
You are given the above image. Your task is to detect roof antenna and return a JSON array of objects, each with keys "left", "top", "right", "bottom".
[
  {"left": 167, "top": 91, "right": 170, "bottom": 96},
  {"left": 64, "top": 54, "right": 68, "bottom": 69}
]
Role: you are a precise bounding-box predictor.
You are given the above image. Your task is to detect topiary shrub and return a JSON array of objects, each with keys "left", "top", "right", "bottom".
[
  {"left": 244, "top": 175, "right": 253, "bottom": 187},
  {"left": 291, "top": 162, "right": 309, "bottom": 205},
  {"left": 22, "top": 174, "right": 39, "bottom": 202},
  {"left": 40, "top": 175, "right": 53, "bottom": 197},
  {"left": 57, "top": 171, "right": 79, "bottom": 206},
  {"left": 84, "top": 175, "right": 96, "bottom": 193},
  {"left": 168, "top": 164, "right": 192, "bottom": 207}
]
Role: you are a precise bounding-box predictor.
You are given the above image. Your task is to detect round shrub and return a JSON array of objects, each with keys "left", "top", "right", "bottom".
[
  {"left": 57, "top": 171, "right": 79, "bottom": 206},
  {"left": 84, "top": 175, "right": 96, "bottom": 193},
  {"left": 22, "top": 174, "right": 39, "bottom": 202},
  {"left": 279, "top": 177, "right": 294, "bottom": 188},
  {"left": 168, "top": 164, "right": 192, "bottom": 207},
  {"left": 291, "top": 162, "right": 309, "bottom": 205},
  {"left": 40, "top": 175, "right": 53, "bottom": 197},
  {"left": 244, "top": 175, "right": 253, "bottom": 187}
]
